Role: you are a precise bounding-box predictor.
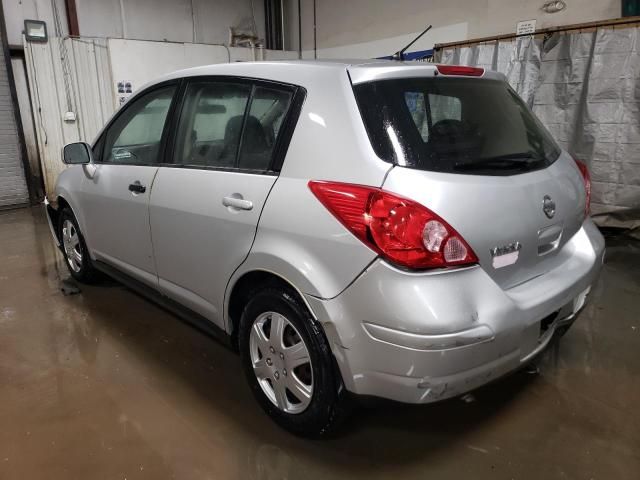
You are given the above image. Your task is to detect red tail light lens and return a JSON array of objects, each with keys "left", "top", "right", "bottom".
[
  {"left": 436, "top": 65, "right": 484, "bottom": 77},
  {"left": 573, "top": 158, "right": 591, "bottom": 216},
  {"left": 308, "top": 181, "right": 478, "bottom": 269}
]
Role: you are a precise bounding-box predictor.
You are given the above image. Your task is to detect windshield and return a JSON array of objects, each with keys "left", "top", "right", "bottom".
[{"left": 353, "top": 77, "right": 561, "bottom": 175}]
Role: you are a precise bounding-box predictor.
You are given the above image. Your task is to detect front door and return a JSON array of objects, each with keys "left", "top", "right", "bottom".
[
  {"left": 149, "top": 80, "right": 296, "bottom": 327},
  {"left": 81, "top": 83, "right": 177, "bottom": 286}
]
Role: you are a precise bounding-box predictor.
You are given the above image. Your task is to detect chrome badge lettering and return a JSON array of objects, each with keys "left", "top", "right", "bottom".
[
  {"left": 491, "top": 241, "right": 522, "bottom": 257},
  {"left": 491, "top": 241, "right": 521, "bottom": 269},
  {"left": 543, "top": 195, "right": 556, "bottom": 219}
]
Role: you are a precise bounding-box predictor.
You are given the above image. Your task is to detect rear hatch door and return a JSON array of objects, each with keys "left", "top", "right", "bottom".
[
  {"left": 352, "top": 71, "right": 587, "bottom": 289},
  {"left": 382, "top": 155, "right": 586, "bottom": 289}
]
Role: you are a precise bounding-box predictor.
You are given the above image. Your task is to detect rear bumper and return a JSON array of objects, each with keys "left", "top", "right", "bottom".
[{"left": 306, "top": 219, "right": 605, "bottom": 404}]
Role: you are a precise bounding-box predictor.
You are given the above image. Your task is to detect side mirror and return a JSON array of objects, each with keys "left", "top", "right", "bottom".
[{"left": 63, "top": 142, "right": 93, "bottom": 165}]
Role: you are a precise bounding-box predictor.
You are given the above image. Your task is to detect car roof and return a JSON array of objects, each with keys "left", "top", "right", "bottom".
[{"left": 139, "top": 59, "right": 504, "bottom": 93}]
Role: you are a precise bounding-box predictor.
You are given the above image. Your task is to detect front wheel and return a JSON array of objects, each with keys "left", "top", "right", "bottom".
[
  {"left": 58, "top": 207, "right": 98, "bottom": 283},
  {"left": 238, "top": 286, "right": 350, "bottom": 437}
]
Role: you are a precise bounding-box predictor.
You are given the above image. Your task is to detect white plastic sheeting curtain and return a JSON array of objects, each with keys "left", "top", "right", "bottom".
[{"left": 438, "top": 27, "right": 640, "bottom": 232}]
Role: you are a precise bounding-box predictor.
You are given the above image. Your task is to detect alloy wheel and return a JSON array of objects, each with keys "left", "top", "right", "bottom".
[
  {"left": 249, "top": 311, "right": 314, "bottom": 414},
  {"left": 61, "top": 219, "right": 82, "bottom": 273}
]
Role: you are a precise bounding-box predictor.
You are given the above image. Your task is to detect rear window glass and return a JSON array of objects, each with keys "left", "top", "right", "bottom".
[{"left": 354, "top": 78, "right": 561, "bottom": 175}]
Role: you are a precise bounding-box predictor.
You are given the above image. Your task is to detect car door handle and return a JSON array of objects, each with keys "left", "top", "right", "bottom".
[
  {"left": 128, "top": 182, "right": 146, "bottom": 194},
  {"left": 222, "top": 195, "right": 253, "bottom": 211}
]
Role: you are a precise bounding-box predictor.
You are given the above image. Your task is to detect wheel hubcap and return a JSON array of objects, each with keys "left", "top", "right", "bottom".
[
  {"left": 61, "top": 219, "right": 82, "bottom": 273},
  {"left": 249, "top": 312, "right": 313, "bottom": 414}
]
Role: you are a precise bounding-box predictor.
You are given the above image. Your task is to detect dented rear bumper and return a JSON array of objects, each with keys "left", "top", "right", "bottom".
[{"left": 306, "top": 219, "right": 605, "bottom": 404}]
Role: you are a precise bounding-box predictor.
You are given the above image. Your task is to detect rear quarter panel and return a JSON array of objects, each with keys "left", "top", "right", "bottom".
[{"left": 227, "top": 67, "right": 391, "bottom": 313}]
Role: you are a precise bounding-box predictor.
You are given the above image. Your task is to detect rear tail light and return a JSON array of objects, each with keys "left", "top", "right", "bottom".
[
  {"left": 308, "top": 181, "right": 478, "bottom": 269},
  {"left": 573, "top": 158, "right": 591, "bottom": 216},
  {"left": 436, "top": 65, "right": 484, "bottom": 77}
]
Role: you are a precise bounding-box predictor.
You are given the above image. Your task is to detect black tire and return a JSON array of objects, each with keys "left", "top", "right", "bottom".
[
  {"left": 58, "top": 207, "right": 99, "bottom": 283},
  {"left": 238, "top": 285, "right": 351, "bottom": 437}
]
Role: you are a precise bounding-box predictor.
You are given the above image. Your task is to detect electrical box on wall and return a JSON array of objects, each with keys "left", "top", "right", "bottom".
[{"left": 622, "top": 0, "right": 640, "bottom": 16}]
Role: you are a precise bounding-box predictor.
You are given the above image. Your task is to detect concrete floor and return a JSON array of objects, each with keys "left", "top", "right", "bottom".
[{"left": 1, "top": 206, "right": 639, "bottom": 480}]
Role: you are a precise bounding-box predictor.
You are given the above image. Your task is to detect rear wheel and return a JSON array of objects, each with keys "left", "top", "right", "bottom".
[
  {"left": 238, "top": 286, "right": 350, "bottom": 437},
  {"left": 58, "top": 207, "right": 98, "bottom": 283}
]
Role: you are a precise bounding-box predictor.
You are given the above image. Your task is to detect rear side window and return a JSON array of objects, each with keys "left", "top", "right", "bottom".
[
  {"left": 238, "top": 86, "right": 293, "bottom": 171},
  {"left": 173, "top": 82, "right": 252, "bottom": 168},
  {"left": 173, "top": 81, "right": 295, "bottom": 172},
  {"left": 354, "top": 78, "right": 560, "bottom": 175}
]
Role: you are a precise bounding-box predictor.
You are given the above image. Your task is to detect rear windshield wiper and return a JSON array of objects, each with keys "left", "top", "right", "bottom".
[{"left": 453, "top": 152, "right": 545, "bottom": 171}]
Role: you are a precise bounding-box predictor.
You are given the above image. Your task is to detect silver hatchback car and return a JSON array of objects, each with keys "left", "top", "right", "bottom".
[{"left": 46, "top": 60, "right": 605, "bottom": 436}]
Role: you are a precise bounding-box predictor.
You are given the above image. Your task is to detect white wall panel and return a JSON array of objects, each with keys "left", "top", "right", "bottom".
[
  {"left": 24, "top": 40, "right": 73, "bottom": 197},
  {"left": 108, "top": 39, "right": 231, "bottom": 105},
  {"left": 108, "top": 39, "right": 296, "bottom": 104},
  {"left": 68, "top": 38, "right": 116, "bottom": 139},
  {"left": 75, "top": 0, "right": 265, "bottom": 45},
  {"left": 24, "top": 38, "right": 114, "bottom": 196}
]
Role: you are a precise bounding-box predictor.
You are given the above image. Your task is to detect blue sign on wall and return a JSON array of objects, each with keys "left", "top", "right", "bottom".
[{"left": 377, "top": 49, "right": 433, "bottom": 61}]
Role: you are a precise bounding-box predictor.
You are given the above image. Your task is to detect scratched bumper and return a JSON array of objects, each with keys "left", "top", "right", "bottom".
[{"left": 306, "top": 219, "right": 605, "bottom": 404}]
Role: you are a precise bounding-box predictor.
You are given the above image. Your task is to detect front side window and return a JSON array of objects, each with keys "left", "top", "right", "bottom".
[
  {"left": 102, "top": 85, "right": 176, "bottom": 165},
  {"left": 173, "top": 82, "right": 252, "bottom": 168},
  {"left": 355, "top": 78, "right": 560, "bottom": 175}
]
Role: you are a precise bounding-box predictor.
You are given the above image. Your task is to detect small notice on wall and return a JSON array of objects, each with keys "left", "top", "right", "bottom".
[
  {"left": 117, "top": 80, "right": 133, "bottom": 106},
  {"left": 516, "top": 19, "right": 537, "bottom": 36}
]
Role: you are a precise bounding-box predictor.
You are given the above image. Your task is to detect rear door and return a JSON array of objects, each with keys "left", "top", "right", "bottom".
[
  {"left": 81, "top": 83, "right": 177, "bottom": 286},
  {"left": 149, "top": 79, "right": 298, "bottom": 327},
  {"left": 354, "top": 75, "right": 587, "bottom": 289}
]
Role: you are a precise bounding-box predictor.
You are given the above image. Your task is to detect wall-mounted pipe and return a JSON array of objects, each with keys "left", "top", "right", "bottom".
[
  {"left": 118, "top": 0, "right": 128, "bottom": 38},
  {"left": 313, "top": 0, "right": 317, "bottom": 58},
  {"left": 265, "top": 0, "right": 285, "bottom": 51},
  {"left": 297, "top": 0, "right": 302, "bottom": 59},
  {"left": 64, "top": 0, "right": 80, "bottom": 36},
  {"left": 280, "top": 0, "right": 285, "bottom": 50}
]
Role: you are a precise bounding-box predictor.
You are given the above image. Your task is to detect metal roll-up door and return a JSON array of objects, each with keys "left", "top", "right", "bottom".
[{"left": 0, "top": 33, "right": 29, "bottom": 208}]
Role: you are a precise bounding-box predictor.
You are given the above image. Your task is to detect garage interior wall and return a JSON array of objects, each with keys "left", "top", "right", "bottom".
[
  {"left": 24, "top": 36, "right": 298, "bottom": 196},
  {"left": 437, "top": 25, "right": 640, "bottom": 230},
  {"left": 0, "top": 11, "right": 29, "bottom": 208},
  {"left": 286, "top": 0, "right": 621, "bottom": 58},
  {"left": 23, "top": 37, "right": 113, "bottom": 197},
  {"left": 107, "top": 38, "right": 296, "bottom": 104},
  {"left": 1, "top": 0, "right": 265, "bottom": 46},
  {"left": 11, "top": 55, "right": 43, "bottom": 200},
  {"left": 74, "top": 0, "right": 265, "bottom": 45},
  {"left": 1, "top": 0, "right": 68, "bottom": 46}
]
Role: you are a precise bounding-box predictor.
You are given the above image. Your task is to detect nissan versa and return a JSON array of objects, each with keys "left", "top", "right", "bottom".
[{"left": 45, "top": 60, "right": 605, "bottom": 436}]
